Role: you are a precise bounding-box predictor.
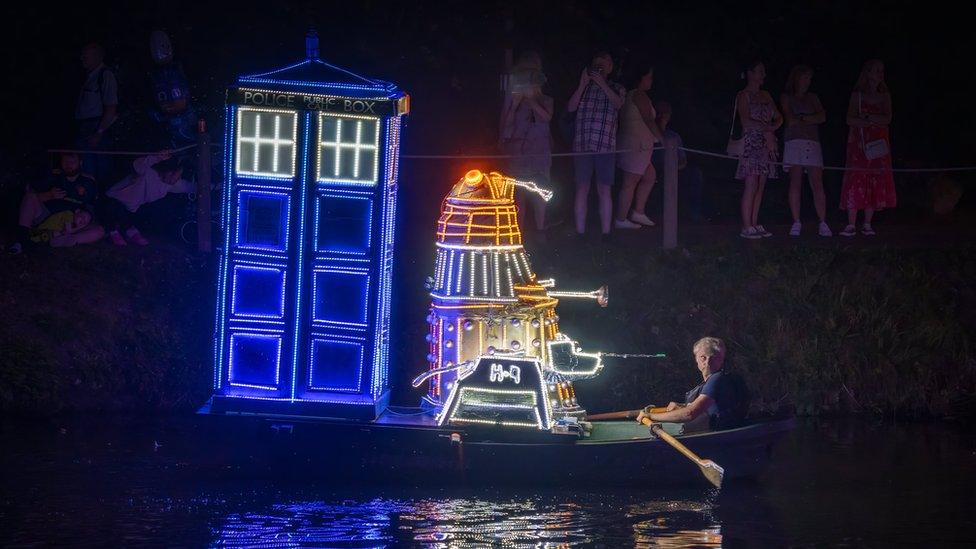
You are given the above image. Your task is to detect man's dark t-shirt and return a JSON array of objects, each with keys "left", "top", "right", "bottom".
[
  {"left": 32, "top": 174, "right": 98, "bottom": 214},
  {"left": 684, "top": 370, "right": 748, "bottom": 430}
]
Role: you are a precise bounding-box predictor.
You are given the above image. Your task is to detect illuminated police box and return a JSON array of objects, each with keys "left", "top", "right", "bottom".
[
  {"left": 210, "top": 34, "right": 409, "bottom": 420},
  {"left": 439, "top": 356, "right": 553, "bottom": 430}
]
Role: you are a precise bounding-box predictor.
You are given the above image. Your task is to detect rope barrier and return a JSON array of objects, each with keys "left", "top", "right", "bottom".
[
  {"left": 678, "top": 146, "right": 976, "bottom": 174},
  {"left": 46, "top": 143, "right": 197, "bottom": 156},
  {"left": 44, "top": 142, "right": 976, "bottom": 174}
]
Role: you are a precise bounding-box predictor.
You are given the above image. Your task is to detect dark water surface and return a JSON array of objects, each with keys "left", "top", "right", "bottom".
[{"left": 1, "top": 418, "right": 974, "bottom": 547}]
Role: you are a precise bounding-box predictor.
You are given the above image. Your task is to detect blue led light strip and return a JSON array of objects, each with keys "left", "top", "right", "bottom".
[
  {"left": 308, "top": 338, "right": 364, "bottom": 393},
  {"left": 290, "top": 113, "right": 312, "bottom": 401},
  {"left": 215, "top": 105, "right": 237, "bottom": 390}
]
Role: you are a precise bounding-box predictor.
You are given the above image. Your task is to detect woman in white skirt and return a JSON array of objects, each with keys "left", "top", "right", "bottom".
[
  {"left": 615, "top": 65, "right": 663, "bottom": 229},
  {"left": 781, "top": 65, "right": 830, "bottom": 236}
]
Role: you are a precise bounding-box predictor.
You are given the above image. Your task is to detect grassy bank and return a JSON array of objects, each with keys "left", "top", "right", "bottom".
[
  {"left": 2, "top": 239, "right": 974, "bottom": 419},
  {"left": 543, "top": 241, "right": 976, "bottom": 419}
]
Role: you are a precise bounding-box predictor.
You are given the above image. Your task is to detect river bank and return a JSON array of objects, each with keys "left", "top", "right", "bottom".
[{"left": 1, "top": 234, "right": 974, "bottom": 418}]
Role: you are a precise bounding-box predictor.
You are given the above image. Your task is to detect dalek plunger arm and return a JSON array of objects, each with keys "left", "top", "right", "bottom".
[{"left": 547, "top": 285, "right": 609, "bottom": 307}]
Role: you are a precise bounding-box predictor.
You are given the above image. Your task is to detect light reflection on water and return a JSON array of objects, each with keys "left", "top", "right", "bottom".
[
  {"left": 212, "top": 494, "right": 723, "bottom": 547},
  {"left": 3, "top": 418, "right": 974, "bottom": 547}
]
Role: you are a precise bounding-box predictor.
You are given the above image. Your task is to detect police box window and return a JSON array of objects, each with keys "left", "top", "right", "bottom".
[
  {"left": 236, "top": 107, "right": 297, "bottom": 178},
  {"left": 317, "top": 113, "right": 380, "bottom": 185}
]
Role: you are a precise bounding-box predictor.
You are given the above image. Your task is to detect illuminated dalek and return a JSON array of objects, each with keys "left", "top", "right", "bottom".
[{"left": 414, "top": 170, "right": 609, "bottom": 430}]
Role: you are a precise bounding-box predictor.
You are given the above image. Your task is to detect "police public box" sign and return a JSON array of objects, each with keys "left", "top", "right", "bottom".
[{"left": 229, "top": 87, "right": 403, "bottom": 116}]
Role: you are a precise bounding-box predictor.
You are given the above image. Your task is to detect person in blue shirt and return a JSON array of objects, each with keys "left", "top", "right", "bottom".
[{"left": 637, "top": 337, "right": 748, "bottom": 431}]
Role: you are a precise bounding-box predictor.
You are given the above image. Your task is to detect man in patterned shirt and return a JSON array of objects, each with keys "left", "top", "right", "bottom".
[{"left": 567, "top": 52, "right": 625, "bottom": 238}]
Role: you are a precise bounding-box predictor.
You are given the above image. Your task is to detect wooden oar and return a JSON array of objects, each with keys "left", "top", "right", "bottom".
[
  {"left": 641, "top": 417, "right": 724, "bottom": 489},
  {"left": 587, "top": 407, "right": 667, "bottom": 421}
]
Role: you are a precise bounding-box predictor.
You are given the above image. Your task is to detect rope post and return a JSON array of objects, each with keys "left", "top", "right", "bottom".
[
  {"left": 663, "top": 134, "right": 679, "bottom": 249},
  {"left": 196, "top": 118, "right": 212, "bottom": 253}
]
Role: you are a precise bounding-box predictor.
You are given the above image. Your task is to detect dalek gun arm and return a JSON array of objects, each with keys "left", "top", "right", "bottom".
[{"left": 546, "top": 285, "right": 609, "bottom": 308}]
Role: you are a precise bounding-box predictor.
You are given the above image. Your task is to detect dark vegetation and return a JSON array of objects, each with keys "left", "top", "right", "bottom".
[{"left": 3, "top": 237, "right": 974, "bottom": 419}]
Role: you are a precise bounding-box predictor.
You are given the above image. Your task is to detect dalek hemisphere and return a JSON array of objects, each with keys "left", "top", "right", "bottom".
[{"left": 414, "top": 170, "right": 609, "bottom": 433}]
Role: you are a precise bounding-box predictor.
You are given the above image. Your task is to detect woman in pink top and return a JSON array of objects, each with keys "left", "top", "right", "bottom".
[{"left": 839, "top": 59, "right": 895, "bottom": 236}]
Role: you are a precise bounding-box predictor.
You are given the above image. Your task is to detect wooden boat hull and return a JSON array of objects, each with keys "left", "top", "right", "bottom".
[{"left": 195, "top": 406, "right": 795, "bottom": 487}]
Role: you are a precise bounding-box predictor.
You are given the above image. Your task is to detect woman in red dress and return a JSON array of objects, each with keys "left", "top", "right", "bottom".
[{"left": 839, "top": 59, "right": 895, "bottom": 236}]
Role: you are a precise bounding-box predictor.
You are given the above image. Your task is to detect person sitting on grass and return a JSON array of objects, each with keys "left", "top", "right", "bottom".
[
  {"left": 103, "top": 152, "right": 190, "bottom": 246},
  {"left": 637, "top": 337, "right": 749, "bottom": 432},
  {"left": 11, "top": 152, "right": 104, "bottom": 253}
]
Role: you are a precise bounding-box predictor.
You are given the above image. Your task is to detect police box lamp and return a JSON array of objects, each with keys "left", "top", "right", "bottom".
[
  {"left": 417, "top": 169, "right": 611, "bottom": 435},
  {"left": 208, "top": 30, "right": 409, "bottom": 419}
]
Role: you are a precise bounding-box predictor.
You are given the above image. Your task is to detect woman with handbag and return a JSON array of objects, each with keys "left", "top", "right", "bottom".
[
  {"left": 734, "top": 61, "right": 782, "bottom": 239},
  {"left": 839, "top": 59, "right": 895, "bottom": 237},
  {"left": 500, "top": 51, "right": 554, "bottom": 234}
]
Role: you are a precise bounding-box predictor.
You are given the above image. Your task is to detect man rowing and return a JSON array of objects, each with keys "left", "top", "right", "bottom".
[{"left": 637, "top": 337, "right": 749, "bottom": 432}]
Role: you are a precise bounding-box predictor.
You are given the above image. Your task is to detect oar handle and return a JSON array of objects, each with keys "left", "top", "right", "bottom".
[{"left": 588, "top": 407, "right": 668, "bottom": 421}]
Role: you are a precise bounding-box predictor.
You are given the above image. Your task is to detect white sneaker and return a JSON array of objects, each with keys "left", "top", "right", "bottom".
[
  {"left": 789, "top": 221, "right": 802, "bottom": 236},
  {"left": 818, "top": 221, "right": 832, "bottom": 237},
  {"left": 629, "top": 212, "right": 655, "bottom": 226},
  {"left": 862, "top": 224, "right": 876, "bottom": 236},
  {"left": 756, "top": 224, "right": 773, "bottom": 237},
  {"left": 614, "top": 219, "right": 641, "bottom": 229},
  {"left": 840, "top": 224, "right": 856, "bottom": 237},
  {"left": 740, "top": 227, "right": 763, "bottom": 239}
]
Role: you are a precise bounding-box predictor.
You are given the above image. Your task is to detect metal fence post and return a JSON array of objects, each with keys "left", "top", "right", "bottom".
[
  {"left": 663, "top": 135, "right": 679, "bottom": 249},
  {"left": 196, "top": 118, "right": 212, "bottom": 253}
]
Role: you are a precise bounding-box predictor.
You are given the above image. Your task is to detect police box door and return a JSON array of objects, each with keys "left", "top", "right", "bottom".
[{"left": 295, "top": 111, "right": 385, "bottom": 400}]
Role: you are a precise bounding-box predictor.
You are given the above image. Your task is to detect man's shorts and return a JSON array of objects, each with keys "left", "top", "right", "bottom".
[{"left": 573, "top": 152, "right": 616, "bottom": 186}]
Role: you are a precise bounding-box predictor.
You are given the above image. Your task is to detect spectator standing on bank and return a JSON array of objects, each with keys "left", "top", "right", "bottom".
[
  {"left": 567, "top": 52, "right": 625, "bottom": 238},
  {"left": 781, "top": 65, "right": 830, "bottom": 237},
  {"left": 499, "top": 51, "right": 553, "bottom": 235},
  {"left": 734, "top": 61, "right": 782, "bottom": 239},
  {"left": 76, "top": 43, "right": 119, "bottom": 185},
  {"left": 653, "top": 101, "right": 706, "bottom": 223},
  {"left": 839, "top": 59, "right": 895, "bottom": 237},
  {"left": 148, "top": 30, "right": 197, "bottom": 147},
  {"left": 615, "top": 65, "right": 662, "bottom": 229}
]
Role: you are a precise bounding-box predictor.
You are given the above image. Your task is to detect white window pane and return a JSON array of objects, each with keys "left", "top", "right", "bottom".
[
  {"left": 317, "top": 113, "right": 380, "bottom": 185},
  {"left": 236, "top": 108, "right": 297, "bottom": 178}
]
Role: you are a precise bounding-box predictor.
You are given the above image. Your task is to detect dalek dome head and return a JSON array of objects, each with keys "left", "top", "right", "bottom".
[{"left": 437, "top": 170, "right": 522, "bottom": 247}]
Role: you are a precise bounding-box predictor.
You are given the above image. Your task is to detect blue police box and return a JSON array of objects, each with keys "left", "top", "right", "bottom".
[{"left": 209, "top": 31, "right": 409, "bottom": 419}]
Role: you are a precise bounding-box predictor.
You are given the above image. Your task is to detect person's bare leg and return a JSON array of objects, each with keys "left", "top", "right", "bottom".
[
  {"left": 741, "top": 176, "right": 757, "bottom": 230},
  {"left": 18, "top": 192, "right": 45, "bottom": 229},
  {"left": 847, "top": 208, "right": 858, "bottom": 226},
  {"left": 575, "top": 180, "right": 591, "bottom": 234},
  {"left": 616, "top": 172, "right": 638, "bottom": 222},
  {"left": 74, "top": 224, "right": 105, "bottom": 244},
  {"left": 597, "top": 184, "right": 613, "bottom": 234},
  {"left": 788, "top": 166, "right": 803, "bottom": 223},
  {"left": 809, "top": 167, "right": 826, "bottom": 222},
  {"left": 864, "top": 208, "right": 874, "bottom": 225},
  {"left": 633, "top": 163, "right": 657, "bottom": 215},
  {"left": 751, "top": 175, "right": 767, "bottom": 227}
]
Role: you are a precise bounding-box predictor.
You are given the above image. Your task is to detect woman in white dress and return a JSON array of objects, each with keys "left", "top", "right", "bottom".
[{"left": 615, "top": 65, "right": 663, "bottom": 229}]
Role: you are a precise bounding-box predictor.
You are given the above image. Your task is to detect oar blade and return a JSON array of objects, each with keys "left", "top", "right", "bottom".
[{"left": 698, "top": 459, "right": 724, "bottom": 489}]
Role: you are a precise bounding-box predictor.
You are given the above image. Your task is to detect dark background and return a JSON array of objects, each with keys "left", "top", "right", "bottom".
[{"left": 2, "top": 1, "right": 974, "bottom": 166}]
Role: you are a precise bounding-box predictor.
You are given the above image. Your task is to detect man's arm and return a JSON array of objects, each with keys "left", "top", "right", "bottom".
[
  {"left": 593, "top": 78, "right": 624, "bottom": 109},
  {"left": 647, "top": 394, "right": 713, "bottom": 423},
  {"left": 567, "top": 69, "right": 590, "bottom": 112}
]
